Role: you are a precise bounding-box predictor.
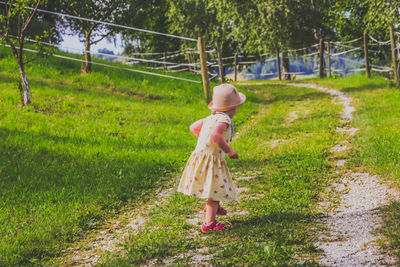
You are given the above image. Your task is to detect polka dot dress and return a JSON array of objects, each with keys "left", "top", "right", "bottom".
[{"left": 178, "top": 114, "right": 237, "bottom": 202}]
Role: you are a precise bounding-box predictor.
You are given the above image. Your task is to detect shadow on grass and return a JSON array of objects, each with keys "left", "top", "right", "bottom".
[
  {"left": 245, "top": 93, "right": 268, "bottom": 104},
  {"left": 340, "top": 83, "right": 386, "bottom": 93},
  {"left": 381, "top": 201, "right": 400, "bottom": 259},
  {"left": 0, "top": 72, "right": 15, "bottom": 83},
  {"left": 0, "top": 126, "right": 186, "bottom": 264},
  {"left": 232, "top": 158, "right": 268, "bottom": 172},
  {"left": 231, "top": 211, "right": 315, "bottom": 230},
  {"left": 2, "top": 71, "right": 199, "bottom": 104},
  {"left": 0, "top": 127, "right": 190, "bottom": 151},
  {"left": 0, "top": 129, "right": 173, "bottom": 200},
  {"left": 239, "top": 83, "right": 330, "bottom": 105},
  {"left": 28, "top": 76, "right": 171, "bottom": 103},
  {"left": 266, "top": 91, "right": 328, "bottom": 105}
]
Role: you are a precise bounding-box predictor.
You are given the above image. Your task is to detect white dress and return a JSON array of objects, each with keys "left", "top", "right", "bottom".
[{"left": 178, "top": 113, "right": 237, "bottom": 202}]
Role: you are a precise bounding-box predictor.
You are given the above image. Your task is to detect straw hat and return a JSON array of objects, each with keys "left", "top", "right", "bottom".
[{"left": 208, "top": 84, "right": 246, "bottom": 112}]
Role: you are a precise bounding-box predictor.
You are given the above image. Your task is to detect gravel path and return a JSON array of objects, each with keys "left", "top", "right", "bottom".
[{"left": 288, "top": 83, "right": 400, "bottom": 267}]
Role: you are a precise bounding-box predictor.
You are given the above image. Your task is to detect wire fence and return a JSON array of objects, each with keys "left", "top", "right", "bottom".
[
  {"left": 0, "top": 2, "right": 214, "bottom": 84},
  {"left": 1, "top": 1, "right": 400, "bottom": 85},
  {"left": 215, "top": 34, "right": 397, "bottom": 81}
]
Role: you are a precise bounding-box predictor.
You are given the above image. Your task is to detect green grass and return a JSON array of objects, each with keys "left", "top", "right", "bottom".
[
  {"left": 295, "top": 74, "right": 400, "bottom": 262},
  {"left": 3, "top": 43, "right": 399, "bottom": 265},
  {"left": 102, "top": 84, "right": 341, "bottom": 266},
  {"left": 0, "top": 45, "right": 261, "bottom": 265},
  {"left": 301, "top": 75, "right": 399, "bottom": 183}
]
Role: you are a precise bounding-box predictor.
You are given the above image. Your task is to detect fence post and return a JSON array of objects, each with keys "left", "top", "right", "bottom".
[
  {"left": 276, "top": 47, "right": 281, "bottom": 80},
  {"left": 234, "top": 52, "right": 238, "bottom": 82},
  {"left": 188, "top": 53, "right": 192, "bottom": 72},
  {"left": 390, "top": 26, "right": 399, "bottom": 85},
  {"left": 163, "top": 52, "right": 167, "bottom": 71},
  {"left": 215, "top": 39, "right": 224, "bottom": 84},
  {"left": 364, "top": 30, "right": 371, "bottom": 78},
  {"left": 327, "top": 41, "right": 332, "bottom": 77},
  {"left": 198, "top": 36, "right": 211, "bottom": 101},
  {"left": 319, "top": 39, "right": 326, "bottom": 78}
]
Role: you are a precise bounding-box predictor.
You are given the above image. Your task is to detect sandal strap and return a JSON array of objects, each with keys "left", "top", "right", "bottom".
[
  {"left": 213, "top": 222, "right": 228, "bottom": 230},
  {"left": 202, "top": 220, "right": 229, "bottom": 232}
]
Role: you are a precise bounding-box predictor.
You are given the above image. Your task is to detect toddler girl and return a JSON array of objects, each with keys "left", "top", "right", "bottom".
[{"left": 178, "top": 83, "right": 246, "bottom": 232}]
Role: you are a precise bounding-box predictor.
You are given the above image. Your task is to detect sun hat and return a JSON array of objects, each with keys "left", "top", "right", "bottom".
[{"left": 208, "top": 84, "right": 246, "bottom": 112}]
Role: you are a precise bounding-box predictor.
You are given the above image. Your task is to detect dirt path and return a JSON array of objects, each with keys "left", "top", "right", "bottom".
[{"left": 288, "top": 83, "right": 400, "bottom": 266}]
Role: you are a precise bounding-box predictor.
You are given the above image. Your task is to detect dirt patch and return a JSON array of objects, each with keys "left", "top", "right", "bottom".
[
  {"left": 285, "top": 110, "right": 299, "bottom": 124},
  {"left": 60, "top": 187, "right": 173, "bottom": 266},
  {"left": 267, "top": 139, "right": 290, "bottom": 149},
  {"left": 146, "top": 247, "right": 214, "bottom": 266}
]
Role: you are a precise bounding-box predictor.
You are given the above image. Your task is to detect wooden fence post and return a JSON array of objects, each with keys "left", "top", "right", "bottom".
[
  {"left": 327, "top": 41, "right": 332, "bottom": 77},
  {"left": 198, "top": 36, "right": 211, "bottom": 101},
  {"left": 276, "top": 47, "right": 281, "bottom": 80},
  {"left": 364, "top": 30, "right": 371, "bottom": 78},
  {"left": 234, "top": 52, "right": 238, "bottom": 82},
  {"left": 215, "top": 39, "right": 224, "bottom": 84},
  {"left": 390, "top": 25, "right": 399, "bottom": 85},
  {"left": 319, "top": 39, "right": 326, "bottom": 78},
  {"left": 188, "top": 53, "right": 192, "bottom": 72},
  {"left": 163, "top": 52, "right": 167, "bottom": 71}
]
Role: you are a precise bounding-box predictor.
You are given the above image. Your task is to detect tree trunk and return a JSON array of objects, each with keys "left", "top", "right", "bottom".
[
  {"left": 198, "top": 36, "right": 211, "bottom": 101},
  {"left": 18, "top": 61, "right": 31, "bottom": 105},
  {"left": 276, "top": 47, "right": 281, "bottom": 80},
  {"left": 82, "top": 31, "right": 92, "bottom": 74},
  {"left": 282, "top": 51, "right": 291, "bottom": 80}
]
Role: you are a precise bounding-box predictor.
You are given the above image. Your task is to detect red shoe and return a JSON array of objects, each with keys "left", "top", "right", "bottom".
[
  {"left": 202, "top": 221, "right": 229, "bottom": 233},
  {"left": 203, "top": 205, "right": 228, "bottom": 215}
]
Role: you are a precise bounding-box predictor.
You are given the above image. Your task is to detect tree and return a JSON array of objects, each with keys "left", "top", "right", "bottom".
[
  {"left": 55, "top": 0, "right": 130, "bottom": 74},
  {"left": 330, "top": 0, "right": 370, "bottom": 41},
  {"left": 365, "top": 0, "right": 400, "bottom": 81},
  {"left": 330, "top": 1, "right": 393, "bottom": 69},
  {"left": 213, "top": 0, "right": 331, "bottom": 80},
  {"left": 121, "top": 0, "right": 181, "bottom": 55},
  {"left": 365, "top": 0, "right": 400, "bottom": 31},
  {"left": 167, "top": 0, "right": 239, "bottom": 80},
  {"left": 0, "top": 0, "right": 53, "bottom": 105},
  {"left": 167, "top": 0, "right": 219, "bottom": 43}
]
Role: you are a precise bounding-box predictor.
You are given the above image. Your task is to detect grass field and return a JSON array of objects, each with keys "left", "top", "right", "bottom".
[
  {"left": 299, "top": 75, "right": 400, "bottom": 261},
  {"left": 100, "top": 84, "right": 341, "bottom": 265},
  {"left": 0, "top": 46, "right": 261, "bottom": 265},
  {"left": 2, "top": 43, "right": 400, "bottom": 265}
]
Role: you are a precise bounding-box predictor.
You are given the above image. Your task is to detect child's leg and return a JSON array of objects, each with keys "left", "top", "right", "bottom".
[
  {"left": 205, "top": 198, "right": 219, "bottom": 224},
  {"left": 204, "top": 202, "right": 227, "bottom": 215}
]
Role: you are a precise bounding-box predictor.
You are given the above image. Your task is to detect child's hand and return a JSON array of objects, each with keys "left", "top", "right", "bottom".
[{"left": 227, "top": 148, "right": 238, "bottom": 159}]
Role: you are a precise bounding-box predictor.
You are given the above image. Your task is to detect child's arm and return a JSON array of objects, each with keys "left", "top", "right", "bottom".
[
  {"left": 189, "top": 119, "right": 204, "bottom": 138},
  {"left": 210, "top": 123, "right": 238, "bottom": 159}
]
